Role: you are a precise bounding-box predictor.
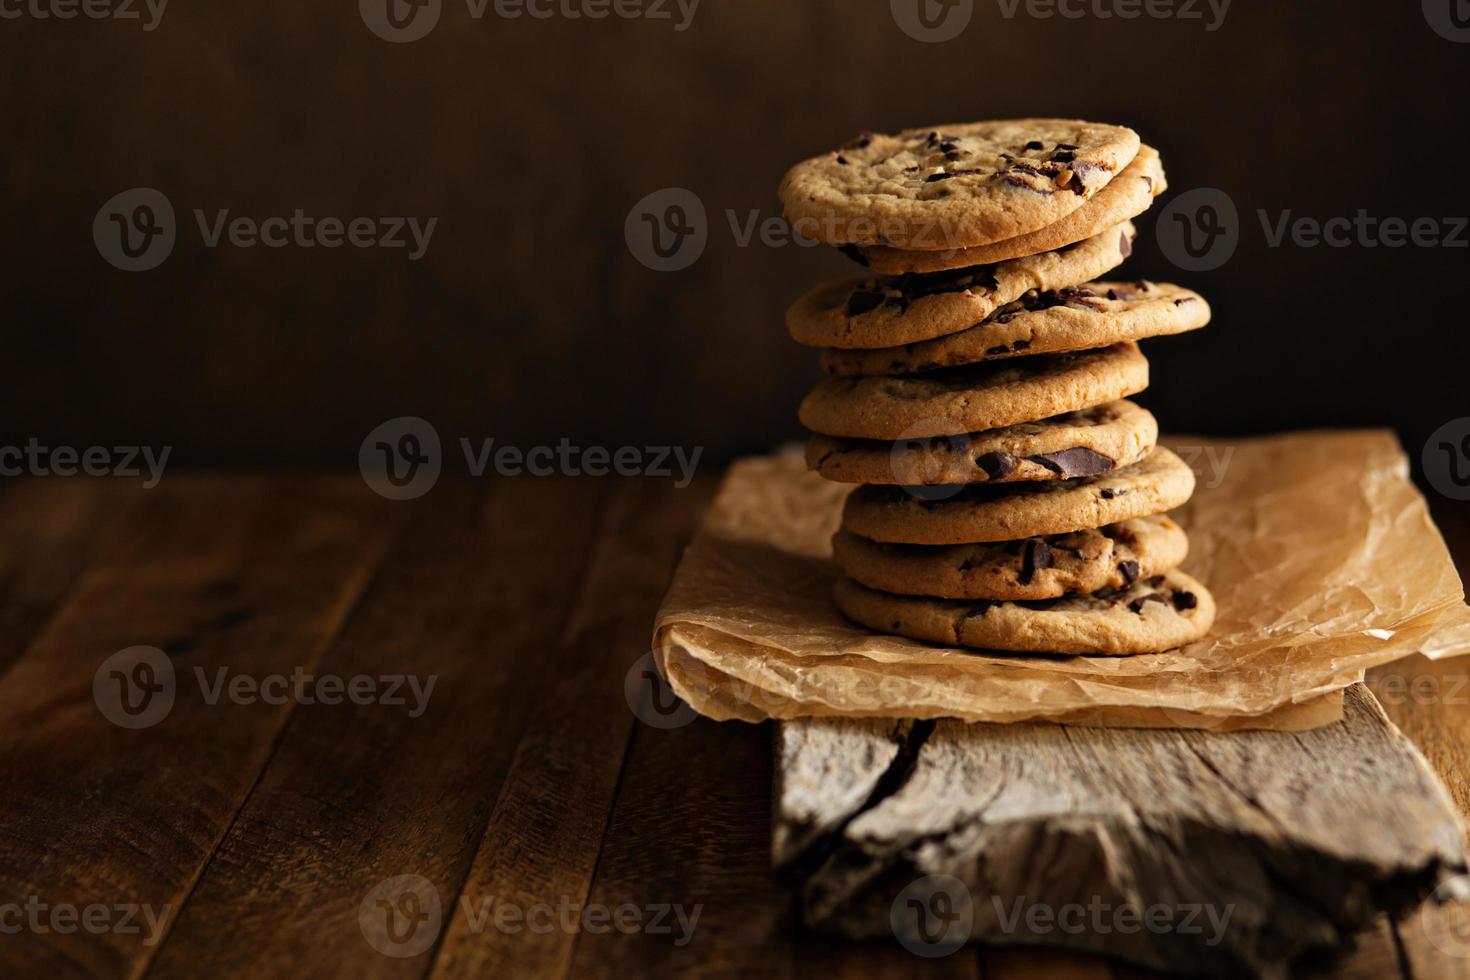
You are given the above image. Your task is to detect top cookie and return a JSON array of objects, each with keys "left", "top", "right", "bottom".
[
  {"left": 780, "top": 120, "right": 1141, "bottom": 250},
  {"left": 857, "top": 145, "right": 1167, "bottom": 274}
]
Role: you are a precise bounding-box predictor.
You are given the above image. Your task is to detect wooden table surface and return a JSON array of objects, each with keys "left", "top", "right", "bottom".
[{"left": 0, "top": 473, "right": 1467, "bottom": 979}]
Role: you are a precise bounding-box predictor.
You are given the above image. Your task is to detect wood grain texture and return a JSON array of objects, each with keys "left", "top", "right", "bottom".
[
  {"left": 0, "top": 476, "right": 392, "bottom": 978},
  {"left": 776, "top": 686, "right": 1467, "bottom": 978},
  {"left": 0, "top": 481, "right": 1462, "bottom": 979},
  {"left": 145, "top": 478, "right": 608, "bottom": 978},
  {"left": 429, "top": 477, "right": 715, "bottom": 979}
]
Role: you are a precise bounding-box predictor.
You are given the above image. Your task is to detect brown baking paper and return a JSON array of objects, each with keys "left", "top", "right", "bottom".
[{"left": 652, "top": 430, "right": 1470, "bottom": 731}]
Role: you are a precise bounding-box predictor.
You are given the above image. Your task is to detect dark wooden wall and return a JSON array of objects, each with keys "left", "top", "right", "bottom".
[{"left": 2, "top": 0, "right": 1465, "bottom": 466}]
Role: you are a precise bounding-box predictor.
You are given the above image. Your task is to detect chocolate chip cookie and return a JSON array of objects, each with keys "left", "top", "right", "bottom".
[
  {"left": 856, "top": 145, "right": 1166, "bottom": 274},
  {"left": 833, "top": 570, "right": 1215, "bottom": 655},
  {"left": 780, "top": 119, "right": 1141, "bottom": 249},
  {"left": 841, "top": 446, "right": 1195, "bottom": 545},
  {"left": 806, "top": 400, "right": 1157, "bottom": 486},
  {"left": 788, "top": 222, "right": 1134, "bottom": 350},
  {"left": 831, "top": 514, "right": 1188, "bottom": 601},
  {"left": 799, "top": 342, "right": 1148, "bottom": 441},
  {"left": 819, "top": 280, "right": 1209, "bottom": 376}
]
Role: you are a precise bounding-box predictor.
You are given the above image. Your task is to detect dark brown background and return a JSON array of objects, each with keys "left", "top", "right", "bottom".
[{"left": 2, "top": 0, "right": 1466, "bottom": 469}]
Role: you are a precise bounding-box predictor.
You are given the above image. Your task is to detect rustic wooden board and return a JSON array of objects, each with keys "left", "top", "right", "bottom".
[
  {"left": 775, "top": 684, "right": 1468, "bottom": 978},
  {"left": 0, "top": 476, "right": 394, "bottom": 977},
  {"left": 0, "top": 477, "right": 1463, "bottom": 979}
]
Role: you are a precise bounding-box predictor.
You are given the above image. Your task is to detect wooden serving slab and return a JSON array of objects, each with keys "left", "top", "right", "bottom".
[{"left": 774, "top": 684, "right": 1469, "bottom": 978}]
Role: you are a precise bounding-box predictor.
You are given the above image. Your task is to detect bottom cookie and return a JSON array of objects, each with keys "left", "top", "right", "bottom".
[
  {"left": 834, "top": 569, "right": 1215, "bottom": 655},
  {"left": 832, "top": 515, "right": 1188, "bottom": 601}
]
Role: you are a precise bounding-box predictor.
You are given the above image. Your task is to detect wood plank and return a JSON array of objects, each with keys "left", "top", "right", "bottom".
[
  {"left": 425, "top": 477, "right": 715, "bottom": 979},
  {"left": 144, "top": 477, "right": 609, "bottom": 978},
  {"left": 565, "top": 714, "right": 790, "bottom": 978},
  {"left": 1369, "top": 499, "right": 1470, "bottom": 980},
  {"left": 777, "top": 685, "right": 1465, "bottom": 978},
  {"left": 0, "top": 478, "right": 139, "bottom": 677},
  {"left": 0, "top": 475, "right": 393, "bottom": 978}
]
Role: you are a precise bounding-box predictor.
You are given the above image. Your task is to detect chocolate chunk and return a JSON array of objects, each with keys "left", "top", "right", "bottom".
[
  {"left": 1005, "top": 175, "right": 1052, "bottom": 193},
  {"left": 846, "top": 290, "right": 884, "bottom": 316},
  {"left": 1128, "top": 593, "right": 1169, "bottom": 614},
  {"left": 975, "top": 451, "right": 1018, "bottom": 480},
  {"left": 1118, "top": 560, "right": 1141, "bottom": 585},
  {"left": 1069, "top": 161, "right": 1108, "bottom": 196},
  {"left": 1174, "top": 297, "right": 1196, "bottom": 306},
  {"left": 1009, "top": 162, "right": 1043, "bottom": 177},
  {"left": 1056, "top": 142, "right": 1079, "bottom": 151},
  {"left": 1013, "top": 340, "right": 1030, "bottom": 350},
  {"left": 1024, "top": 140, "right": 1044, "bottom": 151},
  {"left": 1119, "top": 231, "right": 1133, "bottom": 257},
  {"left": 1099, "top": 488, "right": 1122, "bottom": 500},
  {"left": 847, "top": 133, "right": 873, "bottom": 150},
  {"left": 1050, "top": 150, "right": 1076, "bottom": 163},
  {"left": 1019, "top": 539, "right": 1054, "bottom": 585},
  {"left": 1172, "top": 591, "right": 1199, "bottom": 611},
  {"left": 836, "top": 155, "right": 849, "bottom": 166},
  {"left": 1028, "top": 448, "right": 1116, "bottom": 478},
  {"left": 928, "top": 167, "right": 988, "bottom": 183},
  {"left": 837, "top": 244, "right": 870, "bottom": 267}
]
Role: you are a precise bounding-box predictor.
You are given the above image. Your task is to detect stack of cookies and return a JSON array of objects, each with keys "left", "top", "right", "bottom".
[{"left": 778, "top": 119, "right": 1216, "bottom": 656}]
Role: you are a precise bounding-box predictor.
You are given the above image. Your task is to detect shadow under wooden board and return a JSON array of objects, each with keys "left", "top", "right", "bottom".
[{"left": 774, "top": 684, "right": 1469, "bottom": 978}]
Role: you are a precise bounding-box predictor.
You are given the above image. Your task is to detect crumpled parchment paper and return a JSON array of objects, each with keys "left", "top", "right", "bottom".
[{"left": 652, "top": 430, "right": 1470, "bottom": 731}]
